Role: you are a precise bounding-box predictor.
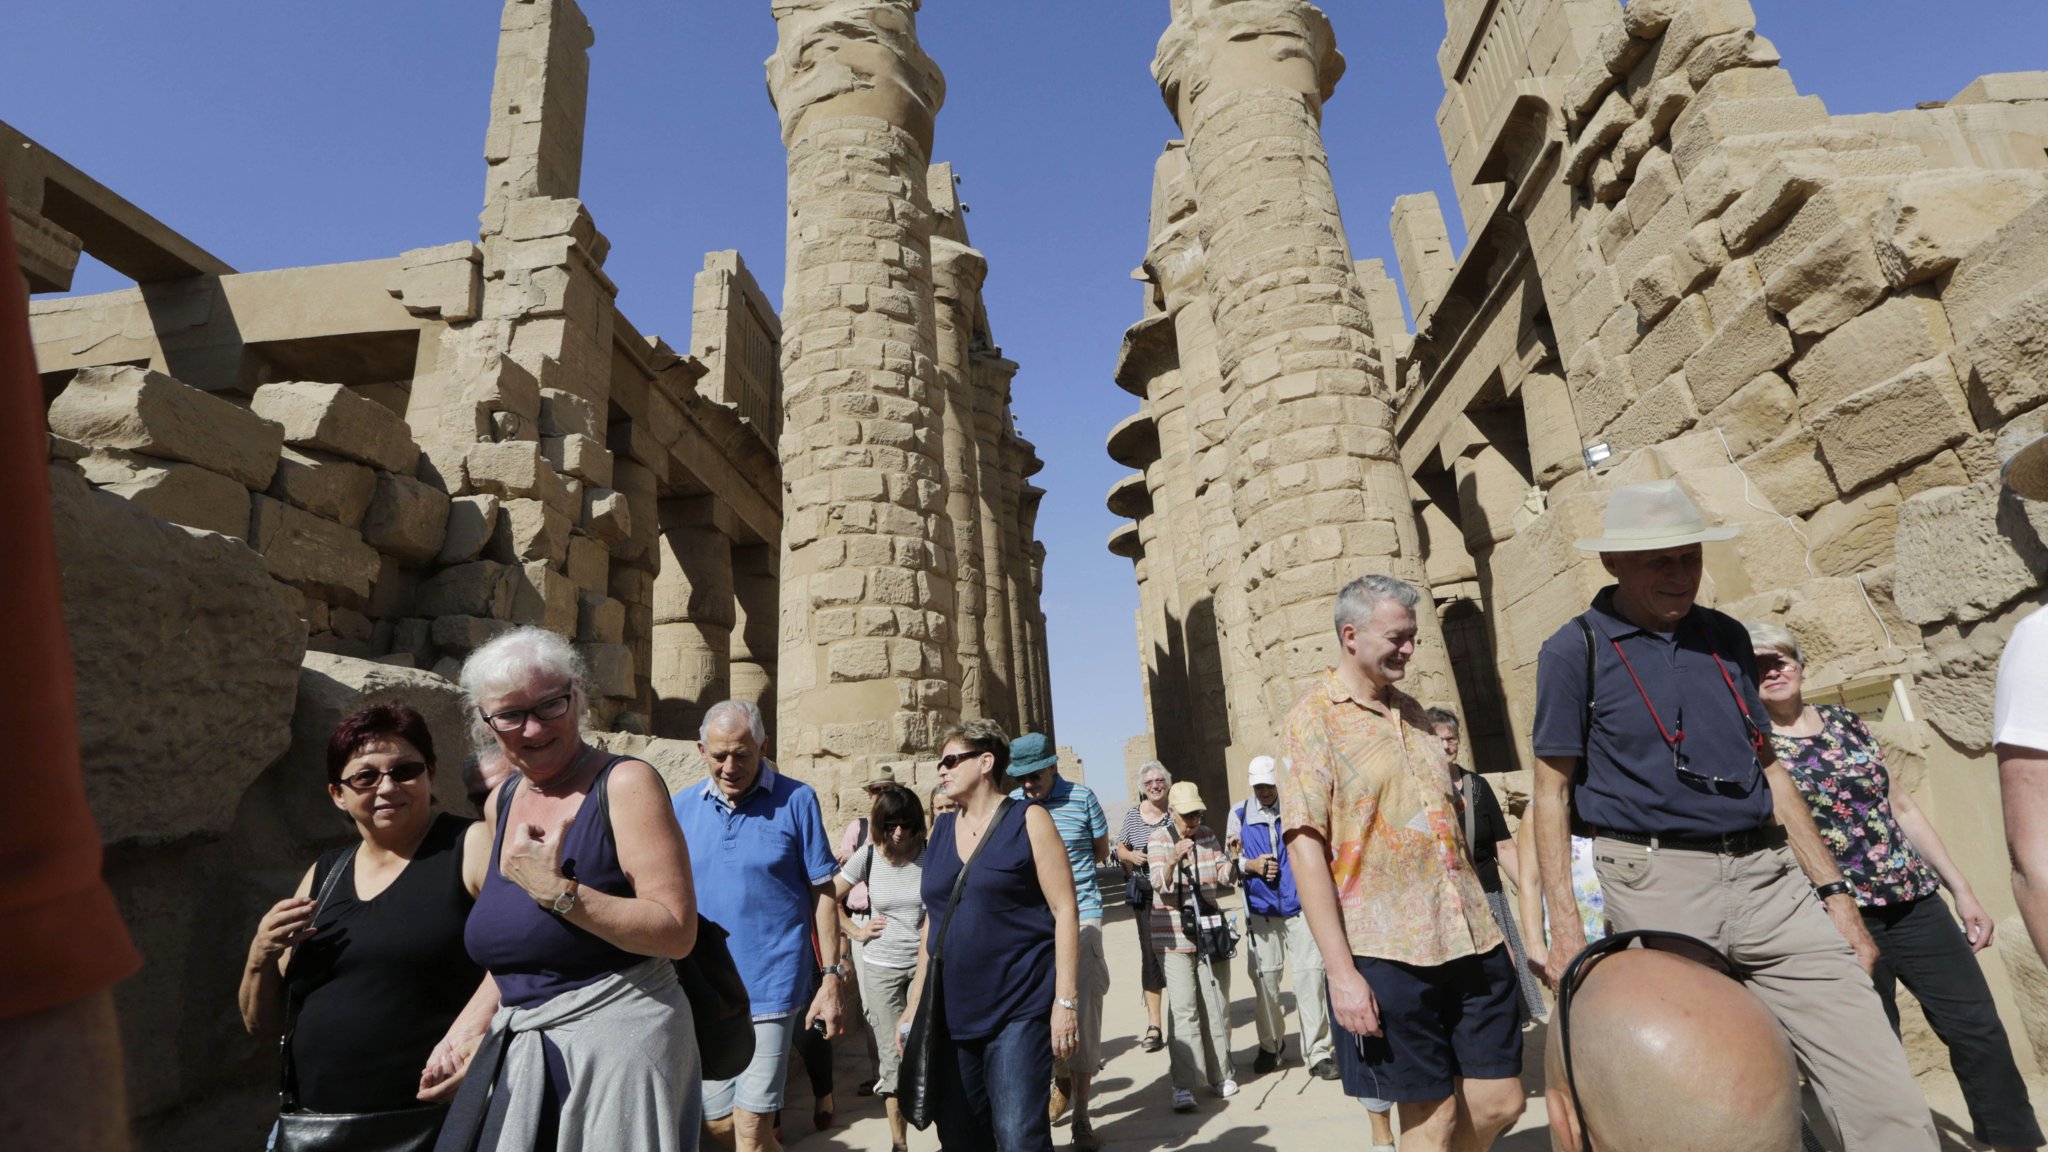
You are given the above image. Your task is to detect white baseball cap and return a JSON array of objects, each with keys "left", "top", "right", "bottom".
[{"left": 1247, "top": 756, "right": 1278, "bottom": 787}]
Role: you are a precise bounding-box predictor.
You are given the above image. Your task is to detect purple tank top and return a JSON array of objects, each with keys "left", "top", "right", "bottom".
[{"left": 465, "top": 757, "right": 639, "bottom": 1008}]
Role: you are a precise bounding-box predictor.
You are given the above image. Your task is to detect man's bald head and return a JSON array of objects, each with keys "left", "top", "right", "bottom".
[{"left": 1546, "top": 948, "right": 1800, "bottom": 1152}]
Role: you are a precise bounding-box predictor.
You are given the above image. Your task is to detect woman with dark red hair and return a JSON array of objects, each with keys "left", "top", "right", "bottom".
[{"left": 239, "top": 701, "right": 495, "bottom": 1147}]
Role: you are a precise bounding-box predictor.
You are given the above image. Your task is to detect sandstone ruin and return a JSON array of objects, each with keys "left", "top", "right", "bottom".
[
  {"left": 1109, "top": 0, "right": 2048, "bottom": 1085},
  {"left": 11, "top": 0, "right": 1049, "bottom": 1142}
]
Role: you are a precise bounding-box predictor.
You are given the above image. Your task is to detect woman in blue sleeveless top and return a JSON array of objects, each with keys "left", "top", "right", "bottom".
[
  {"left": 440, "top": 627, "right": 703, "bottom": 1152},
  {"left": 905, "top": 721, "right": 1080, "bottom": 1152}
]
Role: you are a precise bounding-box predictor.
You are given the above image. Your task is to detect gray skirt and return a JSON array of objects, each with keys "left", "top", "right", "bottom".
[{"left": 1484, "top": 888, "right": 1546, "bottom": 1023}]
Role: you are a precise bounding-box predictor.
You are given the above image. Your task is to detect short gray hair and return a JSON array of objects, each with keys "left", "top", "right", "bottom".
[
  {"left": 701, "top": 699, "right": 767, "bottom": 746},
  {"left": 1424, "top": 707, "right": 1459, "bottom": 733},
  {"left": 1138, "top": 759, "right": 1171, "bottom": 786},
  {"left": 1744, "top": 621, "right": 1805, "bottom": 667},
  {"left": 461, "top": 627, "right": 587, "bottom": 747},
  {"left": 1334, "top": 574, "right": 1421, "bottom": 637}
]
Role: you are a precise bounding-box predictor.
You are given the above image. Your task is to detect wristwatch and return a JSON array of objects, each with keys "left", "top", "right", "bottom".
[
  {"left": 551, "top": 880, "right": 580, "bottom": 915},
  {"left": 1054, "top": 996, "right": 1079, "bottom": 1011},
  {"left": 1814, "top": 880, "right": 1854, "bottom": 903},
  {"left": 821, "top": 963, "right": 848, "bottom": 979}
]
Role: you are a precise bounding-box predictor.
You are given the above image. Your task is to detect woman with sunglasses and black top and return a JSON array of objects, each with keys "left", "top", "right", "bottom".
[
  {"left": 240, "top": 701, "right": 493, "bottom": 1144},
  {"left": 1751, "top": 621, "right": 2043, "bottom": 1152}
]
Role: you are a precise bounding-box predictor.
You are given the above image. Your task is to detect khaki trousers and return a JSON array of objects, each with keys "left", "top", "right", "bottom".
[
  {"left": 1246, "top": 911, "right": 1333, "bottom": 1066},
  {"left": 1594, "top": 838, "right": 1937, "bottom": 1152},
  {"left": 1054, "top": 920, "right": 1112, "bottom": 1080},
  {"left": 1162, "top": 950, "right": 1233, "bottom": 1091}
]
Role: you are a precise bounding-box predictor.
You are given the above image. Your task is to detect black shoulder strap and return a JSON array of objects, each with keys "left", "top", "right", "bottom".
[
  {"left": 592, "top": 753, "right": 630, "bottom": 845},
  {"left": 857, "top": 817, "right": 869, "bottom": 845},
  {"left": 931, "top": 798, "right": 1015, "bottom": 962}
]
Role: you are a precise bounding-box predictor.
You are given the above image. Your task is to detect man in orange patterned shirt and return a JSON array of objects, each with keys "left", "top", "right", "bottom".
[{"left": 1283, "top": 575, "right": 1524, "bottom": 1152}]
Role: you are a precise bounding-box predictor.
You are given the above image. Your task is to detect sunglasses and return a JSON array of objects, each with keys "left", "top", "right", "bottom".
[
  {"left": 1668, "top": 711, "right": 1760, "bottom": 792},
  {"left": 1557, "top": 930, "right": 1739, "bottom": 1152},
  {"left": 481, "top": 689, "right": 574, "bottom": 733},
  {"left": 339, "top": 760, "right": 430, "bottom": 793},
  {"left": 937, "top": 750, "right": 987, "bottom": 770}
]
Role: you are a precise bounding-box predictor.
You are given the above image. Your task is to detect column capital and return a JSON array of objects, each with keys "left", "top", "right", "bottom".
[
  {"left": 929, "top": 237, "right": 989, "bottom": 299},
  {"left": 767, "top": 0, "right": 946, "bottom": 151},
  {"left": 1152, "top": 0, "right": 1345, "bottom": 128}
]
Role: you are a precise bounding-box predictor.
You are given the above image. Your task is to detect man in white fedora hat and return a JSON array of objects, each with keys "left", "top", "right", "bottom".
[
  {"left": 1527, "top": 479, "right": 1937, "bottom": 1150},
  {"left": 1996, "top": 437, "right": 2048, "bottom": 968}
]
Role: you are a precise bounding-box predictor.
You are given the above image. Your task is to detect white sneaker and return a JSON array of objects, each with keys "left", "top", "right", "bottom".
[
  {"left": 1172, "top": 1088, "right": 1197, "bottom": 1112},
  {"left": 1215, "top": 1078, "right": 1239, "bottom": 1098}
]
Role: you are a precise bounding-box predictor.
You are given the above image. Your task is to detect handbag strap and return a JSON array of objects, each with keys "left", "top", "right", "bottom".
[
  {"left": 930, "top": 798, "right": 1014, "bottom": 962},
  {"left": 279, "top": 843, "right": 358, "bottom": 1109}
]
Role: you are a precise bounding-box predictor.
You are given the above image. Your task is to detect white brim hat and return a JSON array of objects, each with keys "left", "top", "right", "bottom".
[
  {"left": 2004, "top": 434, "right": 2048, "bottom": 501},
  {"left": 1573, "top": 478, "right": 1739, "bottom": 553}
]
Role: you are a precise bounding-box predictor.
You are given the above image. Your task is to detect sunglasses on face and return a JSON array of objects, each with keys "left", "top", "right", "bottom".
[
  {"left": 1557, "top": 930, "right": 1739, "bottom": 1152},
  {"left": 938, "top": 750, "right": 986, "bottom": 771},
  {"left": 481, "top": 689, "right": 573, "bottom": 733},
  {"left": 339, "top": 760, "right": 429, "bottom": 793}
]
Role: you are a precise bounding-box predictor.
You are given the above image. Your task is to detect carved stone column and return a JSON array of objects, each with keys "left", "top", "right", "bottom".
[
  {"left": 969, "top": 349, "right": 1020, "bottom": 734},
  {"left": 729, "top": 541, "right": 780, "bottom": 750},
  {"left": 768, "top": 0, "right": 956, "bottom": 778},
  {"left": 652, "top": 496, "right": 734, "bottom": 738},
  {"left": 931, "top": 236, "right": 991, "bottom": 721},
  {"left": 1154, "top": 0, "right": 1455, "bottom": 723}
]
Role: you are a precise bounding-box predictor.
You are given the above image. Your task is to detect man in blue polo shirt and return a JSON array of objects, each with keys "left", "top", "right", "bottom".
[
  {"left": 675, "top": 699, "right": 845, "bottom": 1152},
  {"left": 1529, "top": 480, "right": 1935, "bottom": 1151},
  {"left": 1226, "top": 755, "right": 1337, "bottom": 1081},
  {"left": 1010, "top": 733, "right": 1109, "bottom": 1152}
]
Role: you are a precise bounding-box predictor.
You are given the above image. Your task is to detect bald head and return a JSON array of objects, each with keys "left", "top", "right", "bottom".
[{"left": 1545, "top": 949, "right": 1800, "bottom": 1152}]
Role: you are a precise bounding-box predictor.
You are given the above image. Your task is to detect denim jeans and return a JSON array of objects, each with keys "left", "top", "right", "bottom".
[{"left": 933, "top": 1012, "right": 1053, "bottom": 1152}]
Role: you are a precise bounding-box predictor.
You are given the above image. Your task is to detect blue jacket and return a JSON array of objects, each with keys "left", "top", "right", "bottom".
[{"left": 1234, "top": 800, "right": 1300, "bottom": 918}]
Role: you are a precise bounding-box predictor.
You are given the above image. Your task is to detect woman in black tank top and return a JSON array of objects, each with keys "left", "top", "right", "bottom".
[{"left": 239, "top": 702, "right": 493, "bottom": 1124}]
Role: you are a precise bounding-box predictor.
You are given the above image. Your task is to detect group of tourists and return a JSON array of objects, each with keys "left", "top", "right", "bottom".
[{"left": 237, "top": 469, "right": 2048, "bottom": 1152}]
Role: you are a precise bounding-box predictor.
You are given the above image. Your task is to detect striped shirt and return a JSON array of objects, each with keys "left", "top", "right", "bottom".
[
  {"left": 839, "top": 843, "right": 925, "bottom": 969},
  {"left": 1120, "top": 805, "right": 1169, "bottom": 855},
  {"left": 1147, "top": 823, "right": 1233, "bottom": 953},
  {"left": 1013, "top": 776, "right": 1110, "bottom": 921}
]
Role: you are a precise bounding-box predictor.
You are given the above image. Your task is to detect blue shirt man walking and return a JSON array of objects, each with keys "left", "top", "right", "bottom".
[{"left": 1225, "top": 755, "right": 1336, "bottom": 1080}]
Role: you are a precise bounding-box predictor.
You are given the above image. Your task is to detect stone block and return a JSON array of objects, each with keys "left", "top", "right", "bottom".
[
  {"left": 1897, "top": 450, "right": 1971, "bottom": 499},
  {"left": 566, "top": 533, "right": 610, "bottom": 595},
  {"left": 389, "top": 242, "right": 481, "bottom": 322},
  {"left": 1739, "top": 426, "right": 1836, "bottom": 517},
  {"left": 1703, "top": 372, "right": 1798, "bottom": 458},
  {"left": 1683, "top": 293, "right": 1796, "bottom": 411},
  {"left": 1685, "top": 29, "right": 1780, "bottom": 91},
  {"left": 266, "top": 446, "right": 377, "bottom": 527},
  {"left": 1627, "top": 255, "right": 1682, "bottom": 326},
  {"left": 251, "top": 381, "right": 419, "bottom": 476},
  {"left": 1804, "top": 483, "right": 1902, "bottom": 577},
  {"left": 1672, "top": 95, "right": 1828, "bottom": 179},
  {"left": 1605, "top": 372, "right": 1699, "bottom": 455},
  {"left": 511, "top": 560, "right": 578, "bottom": 634},
  {"left": 78, "top": 449, "right": 250, "bottom": 538},
  {"left": 1894, "top": 480, "right": 2048, "bottom": 626},
  {"left": 489, "top": 498, "right": 572, "bottom": 566},
  {"left": 1781, "top": 577, "right": 1894, "bottom": 671},
  {"left": 1875, "top": 168, "right": 2048, "bottom": 287},
  {"left": 1631, "top": 295, "right": 1715, "bottom": 389},
  {"left": 49, "top": 365, "right": 284, "bottom": 489},
  {"left": 1669, "top": 219, "right": 1729, "bottom": 293},
  {"left": 577, "top": 592, "right": 626, "bottom": 645},
  {"left": 362, "top": 471, "right": 450, "bottom": 564},
  {"left": 1751, "top": 175, "right": 1905, "bottom": 285},
  {"left": 1811, "top": 356, "right": 1975, "bottom": 493},
  {"left": 431, "top": 614, "right": 516, "bottom": 655},
  {"left": 583, "top": 485, "right": 634, "bottom": 547},
  {"left": 435, "top": 494, "right": 501, "bottom": 565},
  {"left": 414, "top": 560, "right": 517, "bottom": 619},
  {"left": 1702, "top": 257, "right": 1763, "bottom": 323},
  {"left": 247, "top": 494, "right": 382, "bottom": 606},
  {"left": 1791, "top": 292, "right": 1955, "bottom": 415},
  {"left": 539, "top": 388, "right": 600, "bottom": 440},
  {"left": 587, "top": 642, "right": 636, "bottom": 699},
  {"left": 1956, "top": 280, "right": 2048, "bottom": 425},
  {"left": 1762, "top": 215, "right": 1888, "bottom": 337},
  {"left": 1720, "top": 151, "right": 1842, "bottom": 254},
  {"left": 49, "top": 467, "right": 303, "bottom": 844},
  {"left": 542, "top": 432, "right": 615, "bottom": 489},
  {"left": 465, "top": 440, "right": 575, "bottom": 519},
  {"left": 1567, "top": 90, "right": 1637, "bottom": 186},
  {"left": 1944, "top": 193, "right": 2048, "bottom": 342}
]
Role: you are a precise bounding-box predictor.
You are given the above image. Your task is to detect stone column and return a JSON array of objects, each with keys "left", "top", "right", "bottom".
[
  {"left": 999, "top": 441, "right": 1036, "bottom": 733},
  {"left": 767, "top": 0, "right": 955, "bottom": 777},
  {"left": 729, "top": 541, "right": 780, "bottom": 750},
  {"left": 652, "top": 496, "right": 734, "bottom": 738},
  {"left": 1154, "top": 1, "right": 1454, "bottom": 725},
  {"left": 970, "top": 350, "right": 1020, "bottom": 734},
  {"left": 931, "top": 236, "right": 991, "bottom": 721},
  {"left": 1021, "top": 492, "right": 1053, "bottom": 740}
]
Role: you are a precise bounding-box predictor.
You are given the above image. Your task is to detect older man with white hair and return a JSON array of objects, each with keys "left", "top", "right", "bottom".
[
  {"left": 1227, "top": 755, "right": 1336, "bottom": 1081},
  {"left": 673, "top": 700, "right": 845, "bottom": 1152},
  {"left": 1528, "top": 479, "right": 1935, "bottom": 1151}
]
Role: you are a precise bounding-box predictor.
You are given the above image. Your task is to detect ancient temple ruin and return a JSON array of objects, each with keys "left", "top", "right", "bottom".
[
  {"left": 10, "top": 0, "right": 1048, "bottom": 1141},
  {"left": 1109, "top": 0, "right": 2048, "bottom": 1085}
]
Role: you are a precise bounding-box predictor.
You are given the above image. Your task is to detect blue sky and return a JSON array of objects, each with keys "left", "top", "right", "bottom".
[{"left": 8, "top": 2, "right": 2043, "bottom": 803}]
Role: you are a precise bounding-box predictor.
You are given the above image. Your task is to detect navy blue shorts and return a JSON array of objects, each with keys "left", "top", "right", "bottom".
[{"left": 1333, "top": 945, "right": 1523, "bottom": 1103}]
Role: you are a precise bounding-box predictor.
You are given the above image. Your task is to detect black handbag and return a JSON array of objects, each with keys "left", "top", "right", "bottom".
[
  {"left": 899, "top": 798, "right": 1015, "bottom": 1131},
  {"left": 1178, "top": 849, "right": 1239, "bottom": 962},
  {"left": 588, "top": 760, "right": 756, "bottom": 1081},
  {"left": 1124, "top": 861, "right": 1152, "bottom": 909},
  {"left": 274, "top": 845, "right": 449, "bottom": 1152}
]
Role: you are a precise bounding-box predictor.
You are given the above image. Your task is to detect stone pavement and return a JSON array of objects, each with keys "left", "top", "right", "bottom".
[{"left": 785, "top": 902, "right": 2029, "bottom": 1151}]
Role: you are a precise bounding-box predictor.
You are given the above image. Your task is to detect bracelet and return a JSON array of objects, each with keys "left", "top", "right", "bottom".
[{"left": 1814, "top": 880, "right": 1854, "bottom": 903}]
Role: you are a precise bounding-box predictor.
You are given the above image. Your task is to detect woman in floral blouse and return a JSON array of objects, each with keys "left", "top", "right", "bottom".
[{"left": 1749, "top": 622, "right": 2042, "bottom": 1151}]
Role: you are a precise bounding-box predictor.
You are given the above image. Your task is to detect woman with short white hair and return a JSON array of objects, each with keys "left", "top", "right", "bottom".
[
  {"left": 1115, "top": 760, "right": 1173, "bottom": 1052},
  {"left": 440, "top": 626, "right": 704, "bottom": 1152},
  {"left": 1749, "top": 620, "right": 2042, "bottom": 1151}
]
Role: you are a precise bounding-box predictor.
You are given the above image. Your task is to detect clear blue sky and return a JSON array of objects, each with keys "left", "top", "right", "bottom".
[{"left": 7, "top": 2, "right": 2043, "bottom": 803}]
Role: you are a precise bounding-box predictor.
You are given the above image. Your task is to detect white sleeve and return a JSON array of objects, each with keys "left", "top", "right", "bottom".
[{"left": 1995, "top": 610, "right": 2048, "bottom": 753}]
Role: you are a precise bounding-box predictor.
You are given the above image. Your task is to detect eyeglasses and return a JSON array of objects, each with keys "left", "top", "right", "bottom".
[
  {"left": 339, "top": 760, "right": 430, "bottom": 793},
  {"left": 937, "top": 750, "right": 987, "bottom": 770},
  {"left": 1669, "top": 711, "right": 1762, "bottom": 792},
  {"left": 481, "top": 689, "right": 573, "bottom": 733},
  {"left": 1557, "top": 930, "right": 1739, "bottom": 1152}
]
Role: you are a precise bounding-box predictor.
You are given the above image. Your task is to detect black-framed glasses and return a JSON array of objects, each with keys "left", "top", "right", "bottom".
[
  {"left": 1557, "top": 929, "right": 1739, "bottom": 1152},
  {"left": 340, "top": 760, "right": 430, "bottom": 793},
  {"left": 937, "top": 750, "right": 987, "bottom": 770},
  {"left": 481, "top": 689, "right": 573, "bottom": 733},
  {"left": 1670, "top": 711, "right": 1759, "bottom": 791}
]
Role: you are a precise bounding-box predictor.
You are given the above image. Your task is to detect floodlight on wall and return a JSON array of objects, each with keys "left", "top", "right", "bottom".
[{"left": 1582, "top": 441, "right": 1612, "bottom": 470}]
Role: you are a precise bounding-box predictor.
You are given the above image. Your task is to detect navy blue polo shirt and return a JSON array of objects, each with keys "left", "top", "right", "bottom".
[{"left": 1531, "top": 587, "right": 1775, "bottom": 837}]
